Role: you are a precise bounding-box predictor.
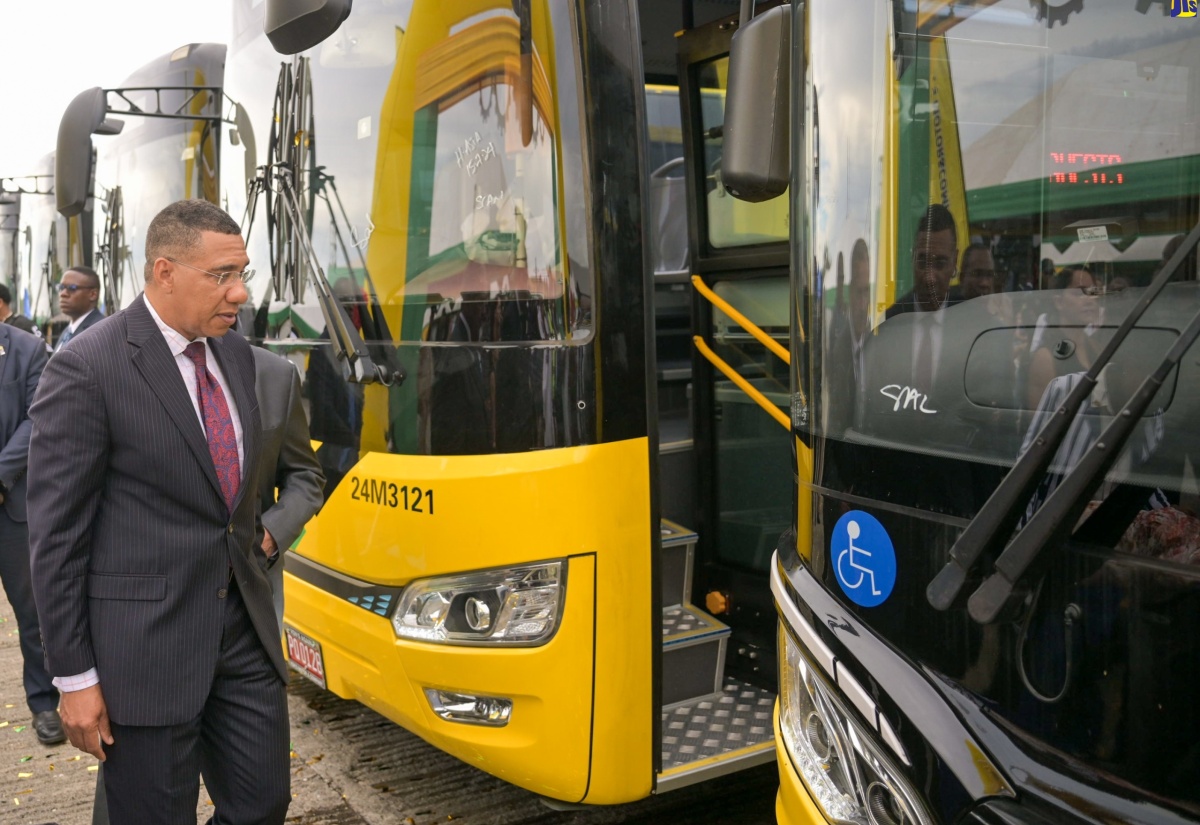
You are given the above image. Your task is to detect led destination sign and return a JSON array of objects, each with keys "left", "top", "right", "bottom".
[{"left": 1048, "top": 151, "right": 1125, "bottom": 186}]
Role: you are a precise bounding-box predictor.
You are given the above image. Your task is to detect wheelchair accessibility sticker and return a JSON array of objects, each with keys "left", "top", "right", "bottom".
[{"left": 832, "top": 511, "right": 896, "bottom": 608}]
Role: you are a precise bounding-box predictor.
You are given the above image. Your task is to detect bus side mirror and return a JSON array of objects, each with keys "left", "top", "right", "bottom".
[
  {"left": 56, "top": 87, "right": 123, "bottom": 218},
  {"left": 265, "top": 0, "right": 353, "bottom": 54},
  {"left": 722, "top": 5, "right": 792, "bottom": 202}
]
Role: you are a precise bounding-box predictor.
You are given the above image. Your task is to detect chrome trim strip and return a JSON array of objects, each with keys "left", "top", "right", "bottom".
[
  {"left": 772, "top": 557, "right": 904, "bottom": 761},
  {"left": 772, "top": 553, "right": 1014, "bottom": 798}
]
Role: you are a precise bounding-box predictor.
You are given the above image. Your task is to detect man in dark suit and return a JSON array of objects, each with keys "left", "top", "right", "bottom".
[
  {"left": 252, "top": 347, "right": 324, "bottom": 628},
  {"left": 0, "top": 323, "right": 64, "bottom": 745},
  {"left": 53, "top": 265, "right": 103, "bottom": 351},
  {"left": 91, "top": 345, "right": 323, "bottom": 825},
  {"left": 28, "top": 199, "right": 290, "bottom": 825}
]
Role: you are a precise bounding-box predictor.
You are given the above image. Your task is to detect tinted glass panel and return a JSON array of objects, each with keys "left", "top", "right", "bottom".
[{"left": 805, "top": 0, "right": 1200, "bottom": 808}]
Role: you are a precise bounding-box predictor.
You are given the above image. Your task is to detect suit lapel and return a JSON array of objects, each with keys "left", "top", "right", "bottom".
[
  {"left": 209, "top": 333, "right": 258, "bottom": 512},
  {"left": 126, "top": 296, "right": 225, "bottom": 504}
]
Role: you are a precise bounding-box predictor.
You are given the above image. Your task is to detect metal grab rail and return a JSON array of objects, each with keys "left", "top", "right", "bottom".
[
  {"left": 691, "top": 274, "right": 790, "bottom": 365},
  {"left": 693, "top": 335, "right": 791, "bottom": 430}
]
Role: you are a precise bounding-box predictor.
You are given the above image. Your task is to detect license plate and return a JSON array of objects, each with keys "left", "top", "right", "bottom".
[{"left": 284, "top": 625, "right": 327, "bottom": 689}]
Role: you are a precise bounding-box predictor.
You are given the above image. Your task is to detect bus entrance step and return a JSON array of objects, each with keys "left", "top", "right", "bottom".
[
  {"left": 657, "top": 676, "right": 776, "bottom": 790},
  {"left": 662, "top": 603, "right": 729, "bottom": 706},
  {"left": 660, "top": 518, "right": 698, "bottom": 608}
]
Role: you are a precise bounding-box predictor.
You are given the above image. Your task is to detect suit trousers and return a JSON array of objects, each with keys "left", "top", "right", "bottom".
[
  {"left": 101, "top": 578, "right": 290, "bottom": 825},
  {"left": 0, "top": 509, "right": 58, "bottom": 713}
]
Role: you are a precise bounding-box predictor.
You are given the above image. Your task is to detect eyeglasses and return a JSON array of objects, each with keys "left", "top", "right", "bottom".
[
  {"left": 165, "top": 257, "right": 255, "bottom": 287},
  {"left": 56, "top": 283, "right": 97, "bottom": 293},
  {"left": 964, "top": 268, "right": 996, "bottom": 280}
]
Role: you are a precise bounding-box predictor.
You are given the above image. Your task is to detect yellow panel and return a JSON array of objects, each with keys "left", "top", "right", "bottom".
[
  {"left": 303, "top": 441, "right": 641, "bottom": 584},
  {"left": 413, "top": 17, "right": 553, "bottom": 117},
  {"left": 285, "top": 437, "right": 653, "bottom": 803},
  {"left": 285, "top": 556, "right": 595, "bottom": 800},
  {"left": 774, "top": 705, "right": 832, "bottom": 825},
  {"left": 796, "top": 436, "right": 813, "bottom": 562}
]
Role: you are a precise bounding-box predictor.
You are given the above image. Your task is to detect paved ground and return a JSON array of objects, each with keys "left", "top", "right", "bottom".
[{"left": 0, "top": 588, "right": 779, "bottom": 824}]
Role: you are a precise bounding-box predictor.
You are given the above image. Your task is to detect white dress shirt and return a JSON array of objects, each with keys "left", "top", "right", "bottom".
[
  {"left": 63, "top": 308, "right": 100, "bottom": 337},
  {"left": 54, "top": 307, "right": 101, "bottom": 352},
  {"left": 143, "top": 296, "right": 244, "bottom": 466},
  {"left": 54, "top": 295, "right": 244, "bottom": 692}
]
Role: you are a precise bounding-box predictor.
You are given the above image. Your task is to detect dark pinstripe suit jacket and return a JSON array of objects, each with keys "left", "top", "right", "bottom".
[
  {"left": 0, "top": 324, "right": 47, "bottom": 523},
  {"left": 253, "top": 347, "right": 323, "bottom": 554},
  {"left": 27, "top": 294, "right": 287, "bottom": 727}
]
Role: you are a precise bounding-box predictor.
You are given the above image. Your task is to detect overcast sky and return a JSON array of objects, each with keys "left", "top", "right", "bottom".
[{"left": 0, "top": 0, "right": 232, "bottom": 176}]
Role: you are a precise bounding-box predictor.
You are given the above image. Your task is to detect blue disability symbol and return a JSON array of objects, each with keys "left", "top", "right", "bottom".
[{"left": 832, "top": 511, "right": 896, "bottom": 608}]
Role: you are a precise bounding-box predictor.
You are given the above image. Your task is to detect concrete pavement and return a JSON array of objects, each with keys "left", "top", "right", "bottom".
[
  {"left": 0, "top": 584, "right": 364, "bottom": 825},
  {"left": 0, "top": 585, "right": 779, "bottom": 824}
]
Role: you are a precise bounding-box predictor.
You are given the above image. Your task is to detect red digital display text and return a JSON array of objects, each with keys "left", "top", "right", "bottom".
[{"left": 1048, "top": 152, "right": 1125, "bottom": 186}]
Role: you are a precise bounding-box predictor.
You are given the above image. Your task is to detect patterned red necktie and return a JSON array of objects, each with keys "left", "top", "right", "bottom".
[{"left": 183, "top": 342, "right": 241, "bottom": 512}]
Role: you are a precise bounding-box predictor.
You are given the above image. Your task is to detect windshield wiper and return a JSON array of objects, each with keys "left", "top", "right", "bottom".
[
  {"left": 274, "top": 168, "right": 400, "bottom": 385},
  {"left": 241, "top": 162, "right": 400, "bottom": 385},
  {"left": 312, "top": 167, "right": 404, "bottom": 383},
  {"left": 926, "top": 219, "right": 1200, "bottom": 614},
  {"left": 969, "top": 301, "right": 1200, "bottom": 622}
]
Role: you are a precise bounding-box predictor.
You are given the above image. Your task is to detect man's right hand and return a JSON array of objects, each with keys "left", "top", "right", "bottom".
[{"left": 59, "top": 684, "right": 113, "bottom": 761}]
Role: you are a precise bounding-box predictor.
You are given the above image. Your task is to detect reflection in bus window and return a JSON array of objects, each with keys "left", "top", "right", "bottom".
[{"left": 405, "top": 19, "right": 568, "bottom": 344}]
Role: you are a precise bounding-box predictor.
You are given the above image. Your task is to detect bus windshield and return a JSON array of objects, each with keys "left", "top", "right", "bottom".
[{"left": 805, "top": 0, "right": 1200, "bottom": 808}]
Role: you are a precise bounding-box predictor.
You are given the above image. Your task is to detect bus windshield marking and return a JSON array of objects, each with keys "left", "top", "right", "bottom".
[{"left": 880, "top": 384, "right": 937, "bottom": 414}]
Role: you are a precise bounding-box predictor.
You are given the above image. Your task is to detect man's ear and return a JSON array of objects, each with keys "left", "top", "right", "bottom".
[{"left": 151, "top": 257, "right": 174, "bottom": 293}]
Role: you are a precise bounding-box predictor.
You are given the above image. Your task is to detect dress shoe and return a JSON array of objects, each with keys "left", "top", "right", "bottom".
[{"left": 33, "top": 709, "right": 66, "bottom": 745}]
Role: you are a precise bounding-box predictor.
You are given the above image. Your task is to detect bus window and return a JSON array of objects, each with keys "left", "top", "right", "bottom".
[
  {"left": 402, "top": 19, "right": 569, "bottom": 344},
  {"left": 645, "top": 85, "right": 689, "bottom": 276}
]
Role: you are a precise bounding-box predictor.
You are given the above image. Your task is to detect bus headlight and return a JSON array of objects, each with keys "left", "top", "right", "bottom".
[
  {"left": 778, "top": 623, "right": 932, "bottom": 825},
  {"left": 393, "top": 561, "right": 564, "bottom": 645}
]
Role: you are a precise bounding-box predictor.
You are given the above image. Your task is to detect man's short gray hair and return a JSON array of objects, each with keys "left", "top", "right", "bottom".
[{"left": 144, "top": 200, "right": 242, "bottom": 283}]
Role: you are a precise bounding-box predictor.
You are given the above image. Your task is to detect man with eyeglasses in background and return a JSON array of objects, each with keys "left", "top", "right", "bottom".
[{"left": 53, "top": 266, "right": 102, "bottom": 351}]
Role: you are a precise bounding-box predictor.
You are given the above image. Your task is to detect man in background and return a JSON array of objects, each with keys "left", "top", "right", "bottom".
[
  {"left": 0, "top": 284, "right": 42, "bottom": 341},
  {"left": 54, "top": 265, "right": 102, "bottom": 351},
  {"left": 950, "top": 243, "right": 998, "bottom": 302},
  {"left": 0, "top": 322, "right": 63, "bottom": 745},
  {"left": 886, "top": 204, "right": 960, "bottom": 318}
]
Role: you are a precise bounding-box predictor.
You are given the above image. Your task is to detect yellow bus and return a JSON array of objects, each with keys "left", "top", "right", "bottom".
[
  {"left": 242, "top": 0, "right": 795, "bottom": 806},
  {"left": 56, "top": 0, "right": 806, "bottom": 810}
]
